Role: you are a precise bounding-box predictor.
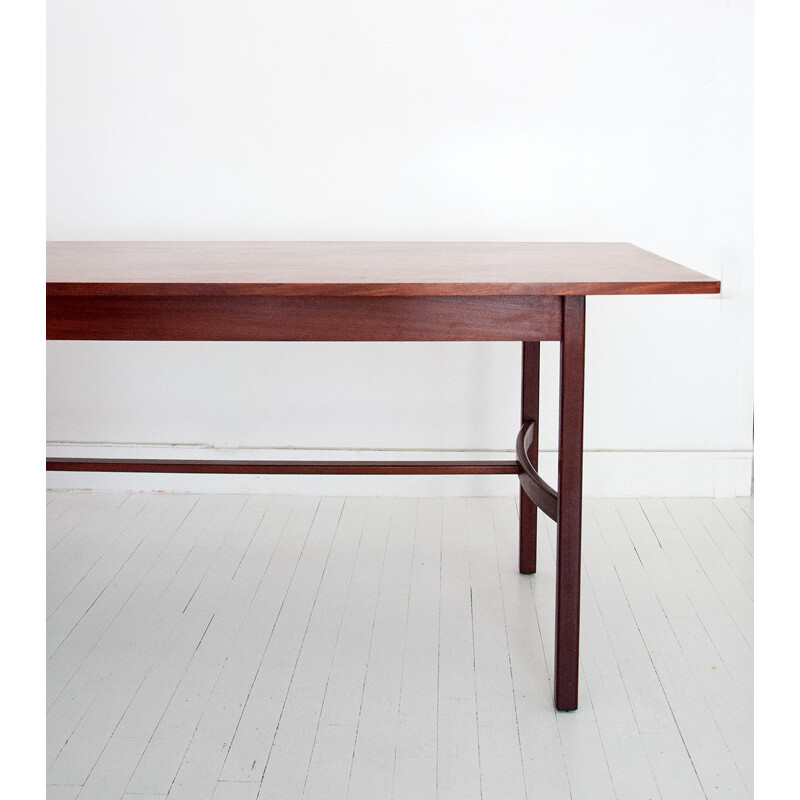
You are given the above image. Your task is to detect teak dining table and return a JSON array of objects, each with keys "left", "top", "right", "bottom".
[{"left": 46, "top": 241, "right": 720, "bottom": 711}]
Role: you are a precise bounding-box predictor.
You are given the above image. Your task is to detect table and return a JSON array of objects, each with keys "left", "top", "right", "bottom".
[{"left": 46, "top": 241, "right": 720, "bottom": 710}]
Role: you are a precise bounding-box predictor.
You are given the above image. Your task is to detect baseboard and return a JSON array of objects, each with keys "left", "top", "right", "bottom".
[{"left": 45, "top": 443, "right": 753, "bottom": 498}]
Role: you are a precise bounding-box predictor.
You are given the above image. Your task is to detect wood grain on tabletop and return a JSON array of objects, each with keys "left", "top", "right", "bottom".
[{"left": 46, "top": 241, "right": 720, "bottom": 296}]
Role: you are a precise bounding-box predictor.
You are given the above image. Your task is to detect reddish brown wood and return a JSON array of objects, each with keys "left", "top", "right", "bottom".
[
  {"left": 45, "top": 458, "right": 520, "bottom": 475},
  {"left": 517, "top": 420, "right": 558, "bottom": 525},
  {"left": 519, "top": 343, "right": 541, "bottom": 573},
  {"left": 554, "top": 295, "right": 586, "bottom": 711},
  {"left": 46, "top": 294, "right": 563, "bottom": 342},
  {"left": 45, "top": 242, "right": 722, "bottom": 714},
  {"left": 46, "top": 241, "right": 721, "bottom": 297}
]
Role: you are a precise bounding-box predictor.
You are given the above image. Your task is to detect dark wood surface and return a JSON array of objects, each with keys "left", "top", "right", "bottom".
[
  {"left": 45, "top": 458, "right": 520, "bottom": 475},
  {"left": 46, "top": 294, "right": 563, "bottom": 342},
  {"left": 47, "top": 241, "right": 721, "bottom": 297},
  {"left": 517, "top": 420, "right": 558, "bottom": 524},
  {"left": 554, "top": 296, "right": 586, "bottom": 711},
  {"left": 519, "top": 342, "right": 541, "bottom": 574}
]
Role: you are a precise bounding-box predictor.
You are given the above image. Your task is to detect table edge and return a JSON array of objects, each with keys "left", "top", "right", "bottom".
[{"left": 46, "top": 280, "right": 721, "bottom": 297}]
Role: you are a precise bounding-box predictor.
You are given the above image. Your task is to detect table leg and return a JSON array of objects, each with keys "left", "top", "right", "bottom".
[
  {"left": 554, "top": 295, "right": 586, "bottom": 711},
  {"left": 519, "top": 341, "right": 541, "bottom": 574}
]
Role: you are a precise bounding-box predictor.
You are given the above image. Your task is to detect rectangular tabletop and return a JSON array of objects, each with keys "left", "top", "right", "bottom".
[
  {"left": 46, "top": 241, "right": 720, "bottom": 342},
  {"left": 46, "top": 241, "right": 720, "bottom": 297}
]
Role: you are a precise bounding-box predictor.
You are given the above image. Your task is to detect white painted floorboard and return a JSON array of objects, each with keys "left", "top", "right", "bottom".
[{"left": 47, "top": 491, "right": 753, "bottom": 800}]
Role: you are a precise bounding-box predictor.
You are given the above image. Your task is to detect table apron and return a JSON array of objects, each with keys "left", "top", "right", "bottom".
[{"left": 46, "top": 294, "right": 563, "bottom": 342}]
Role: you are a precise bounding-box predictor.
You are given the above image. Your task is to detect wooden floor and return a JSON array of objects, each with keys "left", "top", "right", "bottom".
[{"left": 46, "top": 491, "right": 754, "bottom": 800}]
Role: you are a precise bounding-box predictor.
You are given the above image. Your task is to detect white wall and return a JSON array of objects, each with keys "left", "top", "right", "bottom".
[{"left": 46, "top": 0, "right": 753, "bottom": 496}]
